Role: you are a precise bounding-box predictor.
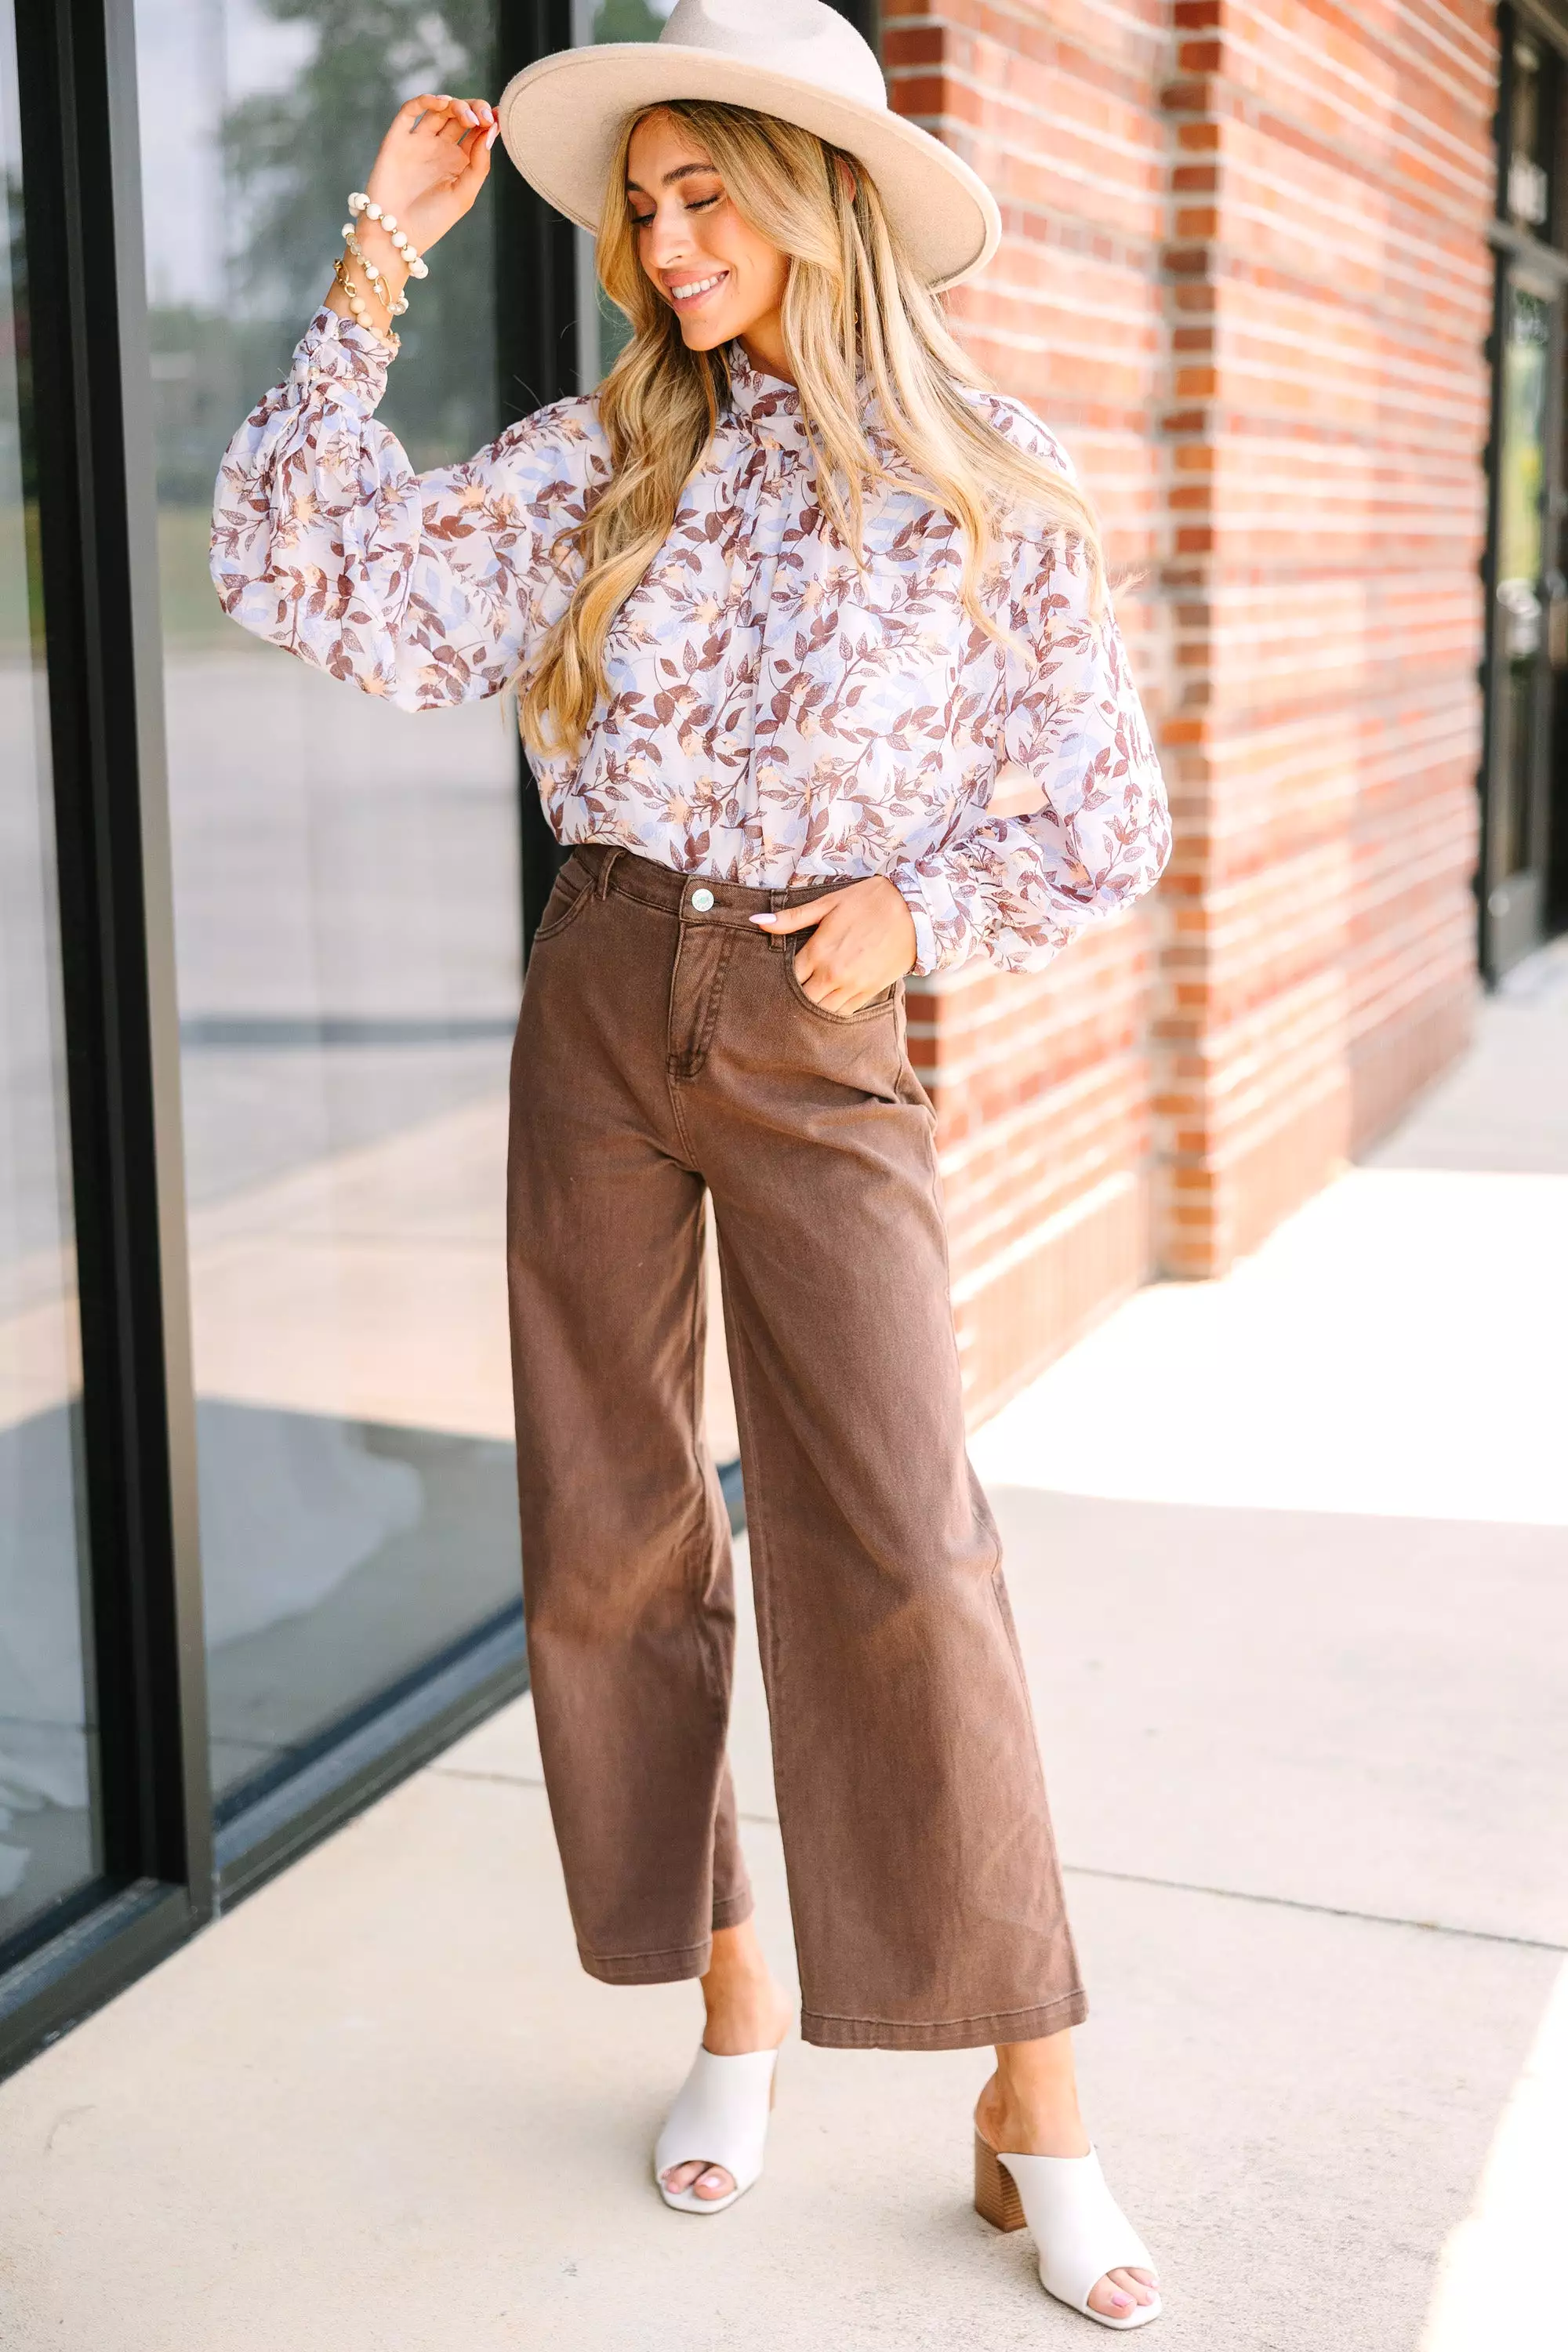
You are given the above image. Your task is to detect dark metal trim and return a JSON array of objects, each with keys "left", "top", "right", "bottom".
[
  {"left": 495, "top": 0, "right": 579, "bottom": 425},
  {"left": 1479, "top": 243, "right": 1508, "bottom": 989},
  {"left": 831, "top": 0, "right": 880, "bottom": 46},
  {"left": 102, "top": 0, "right": 215, "bottom": 1908},
  {"left": 0, "top": 1883, "right": 197, "bottom": 2079},
  {"left": 215, "top": 1617, "right": 529, "bottom": 1905},
  {"left": 496, "top": 0, "right": 576, "bottom": 953}
]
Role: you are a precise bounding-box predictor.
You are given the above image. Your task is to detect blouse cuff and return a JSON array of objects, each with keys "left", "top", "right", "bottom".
[
  {"left": 285, "top": 305, "right": 396, "bottom": 412},
  {"left": 888, "top": 866, "right": 943, "bottom": 978}
]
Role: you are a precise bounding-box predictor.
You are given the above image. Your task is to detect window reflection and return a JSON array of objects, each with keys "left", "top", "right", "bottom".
[
  {"left": 0, "top": 0, "right": 102, "bottom": 1947},
  {"left": 1494, "top": 280, "right": 1552, "bottom": 887},
  {"left": 135, "top": 0, "right": 525, "bottom": 1809}
]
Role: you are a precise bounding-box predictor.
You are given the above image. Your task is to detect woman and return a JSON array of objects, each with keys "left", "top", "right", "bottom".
[{"left": 212, "top": 0, "right": 1170, "bottom": 2328}]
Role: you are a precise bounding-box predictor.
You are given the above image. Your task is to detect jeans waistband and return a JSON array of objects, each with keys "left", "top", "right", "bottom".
[{"left": 572, "top": 841, "right": 850, "bottom": 927}]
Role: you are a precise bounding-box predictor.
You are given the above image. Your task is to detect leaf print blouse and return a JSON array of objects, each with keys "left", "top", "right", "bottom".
[{"left": 211, "top": 308, "right": 1170, "bottom": 975}]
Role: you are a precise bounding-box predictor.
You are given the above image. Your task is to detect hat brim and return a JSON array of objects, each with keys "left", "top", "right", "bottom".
[{"left": 496, "top": 43, "right": 1000, "bottom": 292}]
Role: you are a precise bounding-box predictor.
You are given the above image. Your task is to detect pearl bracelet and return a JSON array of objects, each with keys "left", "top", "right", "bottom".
[{"left": 347, "top": 191, "right": 430, "bottom": 279}]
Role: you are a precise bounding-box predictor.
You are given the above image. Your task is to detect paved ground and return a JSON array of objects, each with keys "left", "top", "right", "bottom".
[{"left": 0, "top": 947, "right": 1564, "bottom": 2350}]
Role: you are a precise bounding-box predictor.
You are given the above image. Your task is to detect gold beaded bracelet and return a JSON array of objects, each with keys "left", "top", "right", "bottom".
[
  {"left": 332, "top": 255, "right": 400, "bottom": 354},
  {"left": 345, "top": 230, "right": 404, "bottom": 316}
]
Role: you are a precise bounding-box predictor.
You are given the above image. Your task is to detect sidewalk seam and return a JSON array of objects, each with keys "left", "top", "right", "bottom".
[
  {"left": 1057, "top": 1862, "right": 1568, "bottom": 1953},
  {"left": 423, "top": 1773, "right": 1568, "bottom": 1955}
]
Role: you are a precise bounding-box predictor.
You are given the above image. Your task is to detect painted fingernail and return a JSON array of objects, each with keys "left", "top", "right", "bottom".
[
  {"left": 486, "top": 124, "right": 498, "bottom": 146},
  {"left": 751, "top": 912, "right": 776, "bottom": 924}
]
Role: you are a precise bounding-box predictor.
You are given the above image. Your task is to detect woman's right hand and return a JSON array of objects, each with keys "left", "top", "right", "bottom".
[
  {"left": 361, "top": 93, "right": 499, "bottom": 259},
  {"left": 327, "top": 94, "right": 497, "bottom": 334}
]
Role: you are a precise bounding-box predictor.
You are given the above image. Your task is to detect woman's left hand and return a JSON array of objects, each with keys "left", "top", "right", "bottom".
[{"left": 751, "top": 877, "right": 917, "bottom": 1012}]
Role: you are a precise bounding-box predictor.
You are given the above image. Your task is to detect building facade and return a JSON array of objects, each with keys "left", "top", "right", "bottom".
[
  {"left": 898, "top": 0, "right": 1507, "bottom": 1417},
  {"left": 0, "top": 0, "right": 1559, "bottom": 2074}
]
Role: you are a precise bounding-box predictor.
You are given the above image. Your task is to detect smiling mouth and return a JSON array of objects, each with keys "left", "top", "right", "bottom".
[{"left": 667, "top": 270, "right": 729, "bottom": 307}]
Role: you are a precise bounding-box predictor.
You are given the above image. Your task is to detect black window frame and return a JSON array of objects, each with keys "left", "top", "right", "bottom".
[{"left": 2, "top": 0, "right": 209, "bottom": 2080}]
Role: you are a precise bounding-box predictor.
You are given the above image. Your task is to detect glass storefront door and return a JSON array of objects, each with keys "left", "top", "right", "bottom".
[
  {"left": 133, "top": 0, "right": 527, "bottom": 1826},
  {"left": 1486, "top": 19, "right": 1568, "bottom": 976},
  {"left": 1486, "top": 264, "right": 1563, "bottom": 972},
  {"left": 0, "top": 0, "right": 103, "bottom": 1952}
]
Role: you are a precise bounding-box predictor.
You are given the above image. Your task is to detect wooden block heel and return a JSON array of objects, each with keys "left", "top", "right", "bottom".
[
  {"left": 976, "top": 2139, "right": 1163, "bottom": 2328},
  {"left": 974, "top": 2131, "right": 1026, "bottom": 2231}
]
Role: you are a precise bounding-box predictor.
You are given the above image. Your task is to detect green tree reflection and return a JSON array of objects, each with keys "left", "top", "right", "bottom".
[
  {"left": 221, "top": 0, "right": 497, "bottom": 471},
  {"left": 148, "top": 0, "right": 499, "bottom": 521},
  {"left": 590, "top": 0, "right": 672, "bottom": 35}
]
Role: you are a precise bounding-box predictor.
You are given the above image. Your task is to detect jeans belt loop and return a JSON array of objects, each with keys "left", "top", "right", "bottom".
[{"left": 595, "top": 845, "right": 623, "bottom": 900}]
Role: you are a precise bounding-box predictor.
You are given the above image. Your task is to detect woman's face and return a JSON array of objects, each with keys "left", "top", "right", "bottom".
[{"left": 626, "top": 111, "right": 791, "bottom": 371}]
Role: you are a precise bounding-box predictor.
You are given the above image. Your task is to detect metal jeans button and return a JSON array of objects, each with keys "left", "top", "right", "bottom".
[{"left": 690, "top": 886, "right": 715, "bottom": 912}]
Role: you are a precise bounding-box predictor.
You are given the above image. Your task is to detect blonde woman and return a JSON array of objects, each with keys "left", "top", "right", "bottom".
[{"left": 212, "top": 0, "right": 1170, "bottom": 2328}]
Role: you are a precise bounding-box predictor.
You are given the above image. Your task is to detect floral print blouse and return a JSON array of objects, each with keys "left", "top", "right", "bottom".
[{"left": 211, "top": 308, "right": 1169, "bottom": 975}]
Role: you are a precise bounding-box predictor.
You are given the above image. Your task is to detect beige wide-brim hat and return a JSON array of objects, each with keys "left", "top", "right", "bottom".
[{"left": 497, "top": 0, "right": 1001, "bottom": 292}]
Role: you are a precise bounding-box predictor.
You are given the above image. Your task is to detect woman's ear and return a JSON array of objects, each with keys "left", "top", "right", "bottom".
[{"left": 835, "top": 153, "right": 858, "bottom": 205}]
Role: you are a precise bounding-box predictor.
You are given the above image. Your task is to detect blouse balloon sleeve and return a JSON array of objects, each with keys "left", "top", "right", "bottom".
[
  {"left": 887, "top": 413, "right": 1170, "bottom": 977},
  {"left": 209, "top": 307, "right": 601, "bottom": 708}
]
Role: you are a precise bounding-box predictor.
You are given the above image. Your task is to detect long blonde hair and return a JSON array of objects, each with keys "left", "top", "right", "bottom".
[{"left": 520, "top": 100, "right": 1104, "bottom": 758}]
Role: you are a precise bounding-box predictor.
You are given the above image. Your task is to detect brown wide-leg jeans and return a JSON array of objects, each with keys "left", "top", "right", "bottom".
[{"left": 506, "top": 844, "right": 1087, "bottom": 2051}]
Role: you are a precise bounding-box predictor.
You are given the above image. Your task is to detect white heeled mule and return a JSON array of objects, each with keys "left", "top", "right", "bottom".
[
  {"left": 654, "top": 2045, "right": 779, "bottom": 2214},
  {"left": 975, "top": 2133, "right": 1161, "bottom": 2329}
]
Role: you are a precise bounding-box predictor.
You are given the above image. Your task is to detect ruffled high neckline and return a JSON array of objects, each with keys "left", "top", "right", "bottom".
[{"left": 724, "top": 342, "right": 813, "bottom": 454}]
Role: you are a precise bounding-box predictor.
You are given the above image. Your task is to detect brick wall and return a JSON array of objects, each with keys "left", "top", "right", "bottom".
[
  {"left": 886, "top": 0, "right": 1174, "bottom": 1421},
  {"left": 884, "top": 0, "right": 1493, "bottom": 1415},
  {"left": 1156, "top": 0, "right": 1493, "bottom": 1272}
]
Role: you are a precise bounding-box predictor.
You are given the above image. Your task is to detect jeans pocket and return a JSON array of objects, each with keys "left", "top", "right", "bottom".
[
  {"left": 532, "top": 854, "right": 594, "bottom": 944},
  {"left": 782, "top": 953, "right": 899, "bottom": 1026}
]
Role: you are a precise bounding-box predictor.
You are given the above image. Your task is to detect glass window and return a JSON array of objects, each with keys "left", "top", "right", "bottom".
[
  {"left": 133, "top": 0, "right": 525, "bottom": 1817},
  {"left": 0, "top": 0, "right": 103, "bottom": 1948}
]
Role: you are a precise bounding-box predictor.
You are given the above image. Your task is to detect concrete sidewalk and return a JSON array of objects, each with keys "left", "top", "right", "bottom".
[{"left": 1, "top": 950, "right": 1564, "bottom": 2350}]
